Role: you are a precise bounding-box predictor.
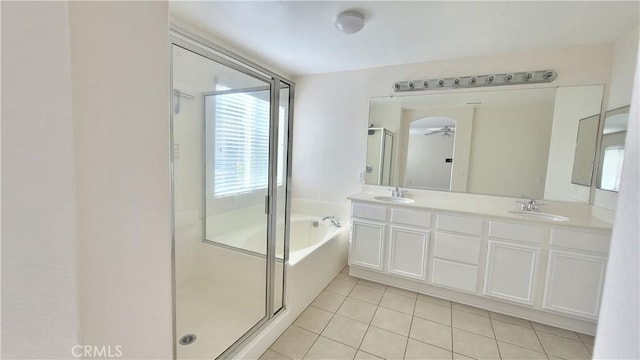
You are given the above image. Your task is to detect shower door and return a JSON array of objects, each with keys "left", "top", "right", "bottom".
[{"left": 171, "top": 29, "right": 292, "bottom": 360}]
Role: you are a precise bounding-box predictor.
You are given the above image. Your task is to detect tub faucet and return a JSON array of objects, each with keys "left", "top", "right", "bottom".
[{"left": 322, "top": 216, "right": 342, "bottom": 227}]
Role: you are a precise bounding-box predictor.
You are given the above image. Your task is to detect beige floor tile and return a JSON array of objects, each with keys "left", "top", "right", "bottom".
[
  {"left": 337, "top": 297, "right": 378, "bottom": 324},
  {"left": 547, "top": 357, "right": 564, "bottom": 360},
  {"left": 491, "top": 319, "right": 543, "bottom": 352},
  {"left": 325, "top": 278, "right": 357, "bottom": 296},
  {"left": 270, "top": 326, "right": 318, "bottom": 360},
  {"left": 386, "top": 286, "right": 418, "bottom": 299},
  {"left": 531, "top": 322, "right": 580, "bottom": 341},
  {"left": 452, "top": 303, "right": 489, "bottom": 317},
  {"left": 260, "top": 349, "right": 291, "bottom": 360},
  {"left": 410, "top": 317, "right": 453, "bottom": 351},
  {"left": 418, "top": 294, "right": 452, "bottom": 308},
  {"left": 336, "top": 272, "right": 360, "bottom": 284},
  {"left": 536, "top": 331, "right": 591, "bottom": 359},
  {"left": 380, "top": 291, "right": 416, "bottom": 315},
  {"left": 489, "top": 311, "right": 532, "bottom": 328},
  {"left": 405, "top": 339, "right": 453, "bottom": 360},
  {"left": 354, "top": 350, "right": 383, "bottom": 360},
  {"left": 360, "top": 326, "right": 408, "bottom": 360},
  {"left": 414, "top": 300, "right": 452, "bottom": 326},
  {"left": 497, "top": 341, "right": 548, "bottom": 360},
  {"left": 294, "top": 306, "right": 334, "bottom": 334},
  {"left": 311, "top": 291, "right": 346, "bottom": 313},
  {"left": 371, "top": 307, "right": 413, "bottom": 336},
  {"left": 452, "top": 328, "right": 500, "bottom": 360},
  {"left": 452, "top": 310, "right": 494, "bottom": 338},
  {"left": 303, "top": 336, "right": 357, "bottom": 360},
  {"left": 349, "top": 284, "right": 385, "bottom": 305},
  {"left": 358, "top": 279, "right": 388, "bottom": 291},
  {"left": 452, "top": 352, "right": 474, "bottom": 359},
  {"left": 577, "top": 332, "right": 595, "bottom": 345},
  {"left": 322, "top": 314, "right": 369, "bottom": 348}
]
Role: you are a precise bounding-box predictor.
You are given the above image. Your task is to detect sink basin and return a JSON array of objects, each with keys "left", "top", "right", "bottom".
[
  {"left": 508, "top": 210, "right": 569, "bottom": 222},
  {"left": 374, "top": 196, "right": 416, "bottom": 204}
]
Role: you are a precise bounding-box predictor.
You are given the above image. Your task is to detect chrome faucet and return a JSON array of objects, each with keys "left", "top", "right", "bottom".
[
  {"left": 322, "top": 216, "right": 342, "bottom": 227},
  {"left": 389, "top": 187, "right": 407, "bottom": 198},
  {"left": 519, "top": 196, "right": 540, "bottom": 211}
]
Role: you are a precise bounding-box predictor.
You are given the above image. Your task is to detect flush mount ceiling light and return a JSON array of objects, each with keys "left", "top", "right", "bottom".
[{"left": 335, "top": 10, "right": 365, "bottom": 34}]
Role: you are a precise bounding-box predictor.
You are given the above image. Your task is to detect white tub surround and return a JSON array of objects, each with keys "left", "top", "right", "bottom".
[
  {"left": 348, "top": 190, "right": 611, "bottom": 335},
  {"left": 230, "top": 213, "right": 349, "bottom": 359}
]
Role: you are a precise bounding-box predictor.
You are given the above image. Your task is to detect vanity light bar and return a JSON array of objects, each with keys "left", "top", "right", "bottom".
[{"left": 392, "top": 70, "right": 557, "bottom": 92}]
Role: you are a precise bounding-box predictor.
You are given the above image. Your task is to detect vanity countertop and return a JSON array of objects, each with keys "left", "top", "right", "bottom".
[{"left": 348, "top": 192, "right": 613, "bottom": 231}]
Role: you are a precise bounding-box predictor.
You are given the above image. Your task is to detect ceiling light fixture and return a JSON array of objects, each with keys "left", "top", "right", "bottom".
[{"left": 335, "top": 10, "right": 365, "bottom": 34}]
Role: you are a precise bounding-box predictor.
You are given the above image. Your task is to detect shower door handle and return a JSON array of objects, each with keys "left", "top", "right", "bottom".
[{"left": 265, "top": 195, "right": 269, "bottom": 214}]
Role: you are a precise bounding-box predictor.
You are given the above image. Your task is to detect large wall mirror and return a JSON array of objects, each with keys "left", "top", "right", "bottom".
[
  {"left": 596, "top": 105, "right": 629, "bottom": 192},
  {"left": 366, "top": 85, "right": 605, "bottom": 202}
]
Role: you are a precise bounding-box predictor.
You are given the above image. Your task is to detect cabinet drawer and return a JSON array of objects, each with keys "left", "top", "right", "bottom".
[
  {"left": 550, "top": 229, "right": 611, "bottom": 254},
  {"left": 432, "top": 259, "right": 478, "bottom": 292},
  {"left": 489, "top": 221, "right": 546, "bottom": 244},
  {"left": 434, "top": 232, "right": 482, "bottom": 265},
  {"left": 391, "top": 208, "right": 431, "bottom": 228},
  {"left": 352, "top": 203, "right": 387, "bottom": 221},
  {"left": 436, "top": 215, "right": 483, "bottom": 235}
]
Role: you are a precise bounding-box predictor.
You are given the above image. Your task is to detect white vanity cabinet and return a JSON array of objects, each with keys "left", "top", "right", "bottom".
[
  {"left": 348, "top": 198, "right": 612, "bottom": 334},
  {"left": 483, "top": 221, "right": 544, "bottom": 305},
  {"left": 349, "top": 203, "right": 387, "bottom": 270},
  {"left": 431, "top": 214, "right": 484, "bottom": 293},
  {"left": 388, "top": 209, "right": 431, "bottom": 280},
  {"left": 543, "top": 228, "right": 610, "bottom": 319}
]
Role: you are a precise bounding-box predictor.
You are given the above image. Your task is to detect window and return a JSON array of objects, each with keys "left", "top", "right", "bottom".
[
  {"left": 600, "top": 146, "right": 624, "bottom": 192},
  {"left": 212, "top": 88, "right": 285, "bottom": 197}
]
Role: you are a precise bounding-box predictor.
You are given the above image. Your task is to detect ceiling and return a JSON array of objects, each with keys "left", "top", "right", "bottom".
[{"left": 170, "top": 1, "right": 639, "bottom": 76}]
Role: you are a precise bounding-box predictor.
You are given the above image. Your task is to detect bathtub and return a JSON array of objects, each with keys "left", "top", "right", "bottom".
[
  {"left": 229, "top": 212, "right": 349, "bottom": 359},
  {"left": 285, "top": 214, "right": 349, "bottom": 322},
  {"left": 207, "top": 215, "right": 346, "bottom": 264}
]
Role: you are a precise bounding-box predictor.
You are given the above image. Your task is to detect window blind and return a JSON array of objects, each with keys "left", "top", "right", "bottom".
[{"left": 213, "top": 90, "right": 285, "bottom": 197}]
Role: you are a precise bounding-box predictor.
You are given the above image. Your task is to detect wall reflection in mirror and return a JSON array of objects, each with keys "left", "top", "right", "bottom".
[
  {"left": 597, "top": 105, "right": 629, "bottom": 192},
  {"left": 571, "top": 114, "right": 600, "bottom": 186},
  {"left": 366, "top": 85, "right": 605, "bottom": 202}
]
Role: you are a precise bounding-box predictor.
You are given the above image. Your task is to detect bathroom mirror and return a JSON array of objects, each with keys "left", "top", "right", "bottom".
[
  {"left": 596, "top": 105, "right": 629, "bottom": 192},
  {"left": 366, "top": 85, "right": 605, "bottom": 202},
  {"left": 571, "top": 114, "right": 600, "bottom": 186}
]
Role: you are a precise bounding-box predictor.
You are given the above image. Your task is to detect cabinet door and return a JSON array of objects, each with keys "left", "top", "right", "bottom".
[
  {"left": 350, "top": 220, "right": 385, "bottom": 270},
  {"left": 484, "top": 240, "right": 539, "bottom": 305},
  {"left": 388, "top": 226, "right": 429, "bottom": 280},
  {"left": 543, "top": 249, "right": 607, "bottom": 319}
]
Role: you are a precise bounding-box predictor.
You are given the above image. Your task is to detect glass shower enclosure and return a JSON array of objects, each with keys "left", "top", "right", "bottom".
[{"left": 171, "top": 27, "right": 293, "bottom": 359}]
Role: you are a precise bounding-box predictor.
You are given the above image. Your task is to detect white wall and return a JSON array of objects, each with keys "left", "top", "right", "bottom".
[
  {"left": 544, "top": 86, "right": 605, "bottom": 202},
  {"left": 1, "top": 2, "right": 79, "bottom": 357},
  {"left": 593, "top": 47, "right": 639, "bottom": 359},
  {"left": 593, "top": 27, "right": 639, "bottom": 216},
  {"left": 68, "top": 2, "right": 173, "bottom": 359},
  {"left": 469, "top": 104, "right": 555, "bottom": 199},
  {"left": 293, "top": 44, "right": 613, "bottom": 204}
]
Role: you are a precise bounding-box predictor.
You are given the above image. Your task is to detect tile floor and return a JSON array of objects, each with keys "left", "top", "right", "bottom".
[{"left": 261, "top": 267, "right": 595, "bottom": 360}]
